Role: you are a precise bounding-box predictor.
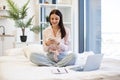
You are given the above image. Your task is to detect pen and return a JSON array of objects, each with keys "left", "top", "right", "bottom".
[
  {"left": 57, "top": 68, "right": 60, "bottom": 72},
  {"left": 64, "top": 68, "right": 68, "bottom": 73}
]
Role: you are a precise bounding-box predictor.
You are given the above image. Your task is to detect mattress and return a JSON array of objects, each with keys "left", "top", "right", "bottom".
[{"left": 0, "top": 55, "right": 120, "bottom": 80}]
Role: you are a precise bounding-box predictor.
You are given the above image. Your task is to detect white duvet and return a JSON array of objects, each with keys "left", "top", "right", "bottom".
[{"left": 0, "top": 55, "right": 120, "bottom": 80}]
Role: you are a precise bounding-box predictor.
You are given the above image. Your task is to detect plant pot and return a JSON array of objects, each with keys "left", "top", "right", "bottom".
[{"left": 20, "top": 35, "right": 27, "bottom": 42}]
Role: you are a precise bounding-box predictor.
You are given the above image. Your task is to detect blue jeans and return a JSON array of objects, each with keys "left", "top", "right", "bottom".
[{"left": 30, "top": 52, "right": 76, "bottom": 67}]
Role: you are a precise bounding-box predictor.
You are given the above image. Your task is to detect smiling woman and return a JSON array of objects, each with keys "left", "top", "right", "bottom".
[{"left": 30, "top": 9, "right": 76, "bottom": 67}]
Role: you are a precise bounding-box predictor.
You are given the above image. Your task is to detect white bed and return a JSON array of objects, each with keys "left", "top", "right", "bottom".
[{"left": 0, "top": 45, "right": 120, "bottom": 80}]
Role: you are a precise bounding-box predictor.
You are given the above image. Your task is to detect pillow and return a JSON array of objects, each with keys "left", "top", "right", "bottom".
[
  {"left": 23, "top": 44, "right": 47, "bottom": 59},
  {"left": 5, "top": 47, "right": 24, "bottom": 56},
  {"left": 75, "top": 51, "right": 95, "bottom": 65}
]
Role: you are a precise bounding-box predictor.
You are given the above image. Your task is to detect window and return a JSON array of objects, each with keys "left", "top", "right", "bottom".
[{"left": 102, "top": 0, "right": 120, "bottom": 55}]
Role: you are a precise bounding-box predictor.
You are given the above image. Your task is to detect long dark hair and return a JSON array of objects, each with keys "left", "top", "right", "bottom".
[{"left": 49, "top": 9, "right": 66, "bottom": 39}]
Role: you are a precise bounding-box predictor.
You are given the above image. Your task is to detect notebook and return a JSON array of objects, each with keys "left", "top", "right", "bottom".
[{"left": 70, "top": 54, "right": 104, "bottom": 71}]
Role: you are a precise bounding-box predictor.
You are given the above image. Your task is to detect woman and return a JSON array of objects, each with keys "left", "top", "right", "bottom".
[{"left": 30, "top": 9, "right": 76, "bottom": 67}]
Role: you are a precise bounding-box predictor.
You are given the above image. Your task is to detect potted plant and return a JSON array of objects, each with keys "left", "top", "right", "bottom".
[{"left": 6, "top": 0, "right": 33, "bottom": 42}]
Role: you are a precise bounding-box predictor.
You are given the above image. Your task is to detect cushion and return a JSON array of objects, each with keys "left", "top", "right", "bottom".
[
  {"left": 75, "top": 51, "right": 95, "bottom": 65},
  {"left": 5, "top": 47, "right": 24, "bottom": 56},
  {"left": 23, "top": 44, "right": 47, "bottom": 59}
]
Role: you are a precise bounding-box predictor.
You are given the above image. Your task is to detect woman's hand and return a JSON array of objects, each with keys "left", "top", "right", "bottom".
[
  {"left": 51, "top": 39, "right": 60, "bottom": 45},
  {"left": 46, "top": 38, "right": 58, "bottom": 46}
]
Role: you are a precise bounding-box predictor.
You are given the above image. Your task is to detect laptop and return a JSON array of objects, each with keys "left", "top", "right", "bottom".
[{"left": 70, "top": 54, "right": 104, "bottom": 71}]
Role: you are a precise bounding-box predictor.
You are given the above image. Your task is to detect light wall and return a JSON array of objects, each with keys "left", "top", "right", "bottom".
[{"left": 72, "top": 0, "right": 79, "bottom": 53}]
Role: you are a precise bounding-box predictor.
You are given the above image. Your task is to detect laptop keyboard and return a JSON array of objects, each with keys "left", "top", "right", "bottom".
[{"left": 70, "top": 65, "right": 84, "bottom": 71}]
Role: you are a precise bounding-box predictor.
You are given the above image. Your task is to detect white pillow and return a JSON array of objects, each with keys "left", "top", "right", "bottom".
[
  {"left": 5, "top": 48, "right": 24, "bottom": 56},
  {"left": 75, "top": 51, "right": 95, "bottom": 65},
  {"left": 23, "top": 44, "right": 47, "bottom": 59}
]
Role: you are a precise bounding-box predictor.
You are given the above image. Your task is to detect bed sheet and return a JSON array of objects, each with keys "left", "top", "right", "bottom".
[{"left": 0, "top": 55, "right": 120, "bottom": 80}]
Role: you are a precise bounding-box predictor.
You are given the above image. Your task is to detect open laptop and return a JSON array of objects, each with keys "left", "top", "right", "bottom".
[{"left": 70, "top": 54, "right": 104, "bottom": 71}]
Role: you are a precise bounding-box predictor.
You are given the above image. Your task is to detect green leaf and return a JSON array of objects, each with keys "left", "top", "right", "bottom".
[
  {"left": 24, "top": 16, "right": 34, "bottom": 28},
  {"left": 6, "top": 0, "right": 20, "bottom": 20}
]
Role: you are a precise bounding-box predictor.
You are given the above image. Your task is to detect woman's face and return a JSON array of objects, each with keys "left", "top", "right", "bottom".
[{"left": 50, "top": 14, "right": 60, "bottom": 27}]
